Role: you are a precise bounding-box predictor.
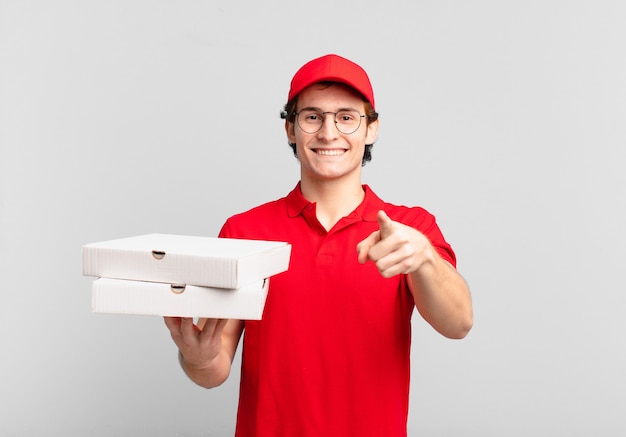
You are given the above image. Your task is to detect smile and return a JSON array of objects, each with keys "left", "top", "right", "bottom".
[{"left": 314, "top": 149, "right": 346, "bottom": 156}]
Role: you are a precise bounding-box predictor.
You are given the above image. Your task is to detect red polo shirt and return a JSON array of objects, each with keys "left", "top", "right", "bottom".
[{"left": 219, "top": 183, "right": 455, "bottom": 437}]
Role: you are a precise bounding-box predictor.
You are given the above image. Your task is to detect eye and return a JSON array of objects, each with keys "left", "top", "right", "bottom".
[
  {"left": 337, "top": 111, "right": 357, "bottom": 122},
  {"left": 301, "top": 111, "right": 322, "bottom": 122}
]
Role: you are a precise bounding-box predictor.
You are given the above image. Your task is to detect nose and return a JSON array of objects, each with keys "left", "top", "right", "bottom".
[{"left": 317, "top": 113, "right": 339, "bottom": 141}]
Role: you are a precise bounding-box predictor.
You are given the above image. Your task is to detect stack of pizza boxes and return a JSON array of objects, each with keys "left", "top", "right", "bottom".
[{"left": 82, "top": 234, "right": 291, "bottom": 320}]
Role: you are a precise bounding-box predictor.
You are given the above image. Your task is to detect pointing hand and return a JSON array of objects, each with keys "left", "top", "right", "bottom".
[{"left": 357, "top": 210, "right": 433, "bottom": 278}]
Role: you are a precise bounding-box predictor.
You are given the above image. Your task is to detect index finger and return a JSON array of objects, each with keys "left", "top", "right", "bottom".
[
  {"left": 164, "top": 316, "right": 182, "bottom": 332},
  {"left": 376, "top": 210, "right": 395, "bottom": 239}
]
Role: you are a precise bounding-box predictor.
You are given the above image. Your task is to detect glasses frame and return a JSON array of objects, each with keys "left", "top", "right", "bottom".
[{"left": 293, "top": 109, "right": 366, "bottom": 135}]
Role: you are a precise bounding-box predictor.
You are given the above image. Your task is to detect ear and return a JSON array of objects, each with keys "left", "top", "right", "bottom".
[
  {"left": 285, "top": 119, "right": 296, "bottom": 144},
  {"left": 365, "top": 118, "right": 379, "bottom": 144}
]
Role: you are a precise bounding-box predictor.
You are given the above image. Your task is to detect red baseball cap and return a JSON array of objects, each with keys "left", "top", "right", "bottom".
[{"left": 288, "top": 54, "right": 375, "bottom": 110}]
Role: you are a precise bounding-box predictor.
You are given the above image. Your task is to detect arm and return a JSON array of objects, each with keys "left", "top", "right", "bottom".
[
  {"left": 357, "top": 210, "right": 473, "bottom": 339},
  {"left": 406, "top": 250, "right": 473, "bottom": 339},
  {"left": 164, "top": 317, "right": 244, "bottom": 388}
]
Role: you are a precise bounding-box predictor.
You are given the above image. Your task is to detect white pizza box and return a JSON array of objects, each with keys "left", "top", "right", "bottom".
[
  {"left": 92, "top": 277, "right": 269, "bottom": 319},
  {"left": 82, "top": 234, "right": 291, "bottom": 289}
]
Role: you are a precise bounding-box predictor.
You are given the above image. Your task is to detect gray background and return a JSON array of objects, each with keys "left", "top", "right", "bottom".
[{"left": 1, "top": 1, "right": 625, "bottom": 436}]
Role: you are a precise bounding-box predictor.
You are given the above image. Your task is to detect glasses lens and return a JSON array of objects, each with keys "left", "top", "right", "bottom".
[
  {"left": 296, "top": 110, "right": 363, "bottom": 134},
  {"left": 335, "top": 110, "right": 362, "bottom": 134},
  {"left": 296, "top": 110, "right": 323, "bottom": 134}
]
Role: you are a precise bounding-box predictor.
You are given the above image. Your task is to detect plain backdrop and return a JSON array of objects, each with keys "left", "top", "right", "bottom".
[{"left": 1, "top": 1, "right": 625, "bottom": 436}]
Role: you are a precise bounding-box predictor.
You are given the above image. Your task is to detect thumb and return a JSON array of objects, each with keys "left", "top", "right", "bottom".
[
  {"left": 377, "top": 210, "right": 394, "bottom": 239},
  {"left": 356, "top": 230, "right": 380, "bottom": 264}
]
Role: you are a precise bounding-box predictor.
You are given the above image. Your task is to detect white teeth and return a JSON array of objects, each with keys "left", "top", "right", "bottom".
[{"left": 315, "top": 149, "right": 345, "bottom": 156}]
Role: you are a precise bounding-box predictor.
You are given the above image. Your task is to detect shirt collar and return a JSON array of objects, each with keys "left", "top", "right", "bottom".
[
  {"left": 286, "top": 182, "right": 311, "bottom": 218},
  {"left": 286, "top": 182, "right": 385, "bottom": 222}
]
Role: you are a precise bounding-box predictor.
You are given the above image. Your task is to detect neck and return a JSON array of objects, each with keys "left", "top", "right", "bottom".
[{"left": 300, "top": 176, "right": 365, "bottom": 231}]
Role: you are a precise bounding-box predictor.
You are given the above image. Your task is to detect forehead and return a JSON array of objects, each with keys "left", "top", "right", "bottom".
[{"left": 296, "top": 83, "right": 367, "bottom": 110}]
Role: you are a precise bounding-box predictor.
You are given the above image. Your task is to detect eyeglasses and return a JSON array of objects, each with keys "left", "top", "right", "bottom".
[{"left": 294, "top": 109, "right": 366, "bottom": 135}]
